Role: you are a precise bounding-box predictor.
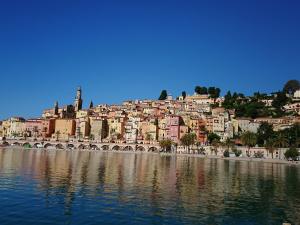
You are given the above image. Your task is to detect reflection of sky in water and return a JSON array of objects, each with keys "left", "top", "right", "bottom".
[{"left": 0, "top": 148, "right": 299, "bottom": 225}]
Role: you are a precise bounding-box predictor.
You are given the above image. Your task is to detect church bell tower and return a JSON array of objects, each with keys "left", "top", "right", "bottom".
[
  {"left": 54, "top": 101, "right": 59, "bottom": 115},
  {"left": 74, "top": 86, "right": 83, "bottom": 112}
]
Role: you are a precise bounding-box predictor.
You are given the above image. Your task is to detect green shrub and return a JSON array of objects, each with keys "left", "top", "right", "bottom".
[
  {"left": 284, "top": 147, "right": 299, "bottom": 161},
  {"left": 254, "top": 151, "right": 264, "bottom": 158},
  {"left": 233, "top": 149, "right": 242, "bottom": 157},
  {"left": 223, "top": 150, "right": 230, "bottom": 157}
]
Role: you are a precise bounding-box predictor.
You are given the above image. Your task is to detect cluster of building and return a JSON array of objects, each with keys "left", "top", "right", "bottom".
[{"left": 0, "top": 87, "right": 299, "bottom": 144}]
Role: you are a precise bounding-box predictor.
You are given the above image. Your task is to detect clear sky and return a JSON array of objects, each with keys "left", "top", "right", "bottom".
[{"left": 0, "top": 0, "right": 299, "bottom": 119}]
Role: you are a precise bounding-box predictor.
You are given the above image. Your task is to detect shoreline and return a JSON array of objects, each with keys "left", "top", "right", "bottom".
[{"left": 1, "top": 146, "right": 299, "bottom": 166}]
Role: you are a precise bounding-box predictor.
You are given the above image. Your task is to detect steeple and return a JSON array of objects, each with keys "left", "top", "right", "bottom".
[
  {"left": 54, "top": 101, "right": 59, "bottom": 115},
  {"left": 74, "top": 86, "right": 83, "bottom": 111},
  {"left": 89, "top": 100, "right": 93, "bottom": 109}
]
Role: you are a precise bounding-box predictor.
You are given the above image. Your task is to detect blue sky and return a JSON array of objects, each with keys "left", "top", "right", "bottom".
[{"left": 0, "top": 0, "right": 299, "bottom": 119}]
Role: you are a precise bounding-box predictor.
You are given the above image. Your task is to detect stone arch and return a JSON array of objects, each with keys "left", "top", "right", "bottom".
[
  {"left": 44, "top": 143, "right": 54, "bottom": 149},
  {"left": 123, "top": 146, "right": 134, "bottom": 151},
  {"left": 67, "top": 144, "right": 75, "bottom": 149},
  {"left": 33, "top": 143, "right": 41, "bottom": 148},
  {"left": 112, "top": 145, "right": 120, "bottom": 151},
  {"left": 13, "top": 142, "right": 21, "bottom": 146},
  {"left": 90, "top": 145, "right": 100, "bottom": 150},
  {"left": 101, "top": 145, "right": 109, "bottom": 151},
  {"left": 3, "top": 141, "right": 9, "bottom": 146},
  {"left": 56, "top": 143, "right": 64, "bottom": 149},
  {"left": 148, "top": 147, "right": 158, "bottom": 152},
  {"left": 78, "top": 144, "right": 87, "bottom": 150},
  {"left": 136, "top": 146, "right": 146, "bottom": 152},
  {"left": 23, "top": 142, "right": 32, "bottom": 148}
]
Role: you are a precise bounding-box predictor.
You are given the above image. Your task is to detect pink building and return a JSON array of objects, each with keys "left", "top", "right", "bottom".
[
  {"left": 42, "top": 119, "right": 55, "bottom": 138},
  {"left": 166, "top": 115, "right": 180, "bottom": 143},
  {"left": 25, "top": 119, "right": 44, "bottom": 138},
  {"left": 25, "top": 118, "right": 55, "bottom": 139}
]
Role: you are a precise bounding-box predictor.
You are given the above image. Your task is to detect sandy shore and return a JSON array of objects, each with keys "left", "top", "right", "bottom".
[{"left": 1, "top": 146, "right": 299, "bottom": 166}]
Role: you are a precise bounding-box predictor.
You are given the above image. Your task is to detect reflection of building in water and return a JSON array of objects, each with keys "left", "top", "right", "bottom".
[{"left": 0, "top": 148, "right": 299, "bottom": 220}]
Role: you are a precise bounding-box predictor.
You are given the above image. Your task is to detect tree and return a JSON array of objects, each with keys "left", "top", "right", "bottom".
[
  {"left": 254, "top": 151, "right": 264, "bottom": 158},
  {"left": 274, "top": 132, "right": 289, "bottom": 148},
  {"left": 223, "top": 150, "right": 230, "bottom": 157},
  {"left": 233, "top": 148, "right": 242, "bottom": 157},
  {"left": 158, "top": 90, "right": 168, "bottom": 100},
  {"left": 159, "top": 139, "right": 173, "bottom": 152},
  {"left": 199, "top": 146, "right": 206, "bottom": 155},
  {"left": 284, "top": 147, "right": 299, "bottom": 161},
  {"left": 257, "top": 122, "right": 274, "bottom": 146},
  {"left": 222, "top": 138, "right": 234, "bottom": 151},
  {"left": 195, "top": 86, "right": 208, "bottom": 95},
  {"left": 280, "top": 123, "right": 299, "bottom": 147},
  {"left": 265, "top": 138, "right": 276, "bottom": 159},
  {"left": 195, "top": 141, "right": 201, "bottom": 153},
  {"left": 241, "top": 131, "right": 257, "bottom": 157},
  {"left": 24, "top": 132, "right": 28, "bottom": 140},
  {"left": 182, "top": 91, "right": 186, "bottom": 99},
  {"left": 253, "top": 92, "right": 267, "bottom": 101},
  {"left": 33, "top": 126, "right": 39, "bottom": 139},
  {"left": 211, "top": 139, "right": 220, "bottom": 155},
  {"left": 180, "top": 133, "right": 197, "bottom": 153},
  {"left": 272, "top": 91, "right": 289, "bottom": 116},
  {"left": 89, "top": 134, "right": 95, "bottom": 141},
  {"left": 208, "top": 87, "right": 221, "bottom": 99},
  {"left": 207, "top": 133, "right": 220, "bottom": 144},
  {"left": 145, "top": 132, "right": 152, "bottom": 143},
  {"left": 55, "top": 131, "right": 60, "bottom": 141},
  {"left": 222, "top": 91, "right": 233, "bottom": 109},
  {"left": 283, "top": 79, "right": 300, "bottom": 95}
]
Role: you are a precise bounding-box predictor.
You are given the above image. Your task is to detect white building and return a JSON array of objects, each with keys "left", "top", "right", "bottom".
[
  {"left": 294, "top": 90, "right": 300, "bottom": 98},
  {"left": 237, "top": 119, "right": 260, "bottom": 133},
  {"left": 125, "top": 117, "right": 141, "bottom": 144}
]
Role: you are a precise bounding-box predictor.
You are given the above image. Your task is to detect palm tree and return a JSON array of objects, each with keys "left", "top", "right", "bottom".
[
  {"left": 196, "top": 141, "right": 201, "bottom": 154},
  {"left": 265, "top": 138, "right": 276, "bottom": 159},
  {"left": 55, "top": 131, "right": 60, "bottom": 141},
  {"left": 274, "top": 132, "right": 289, "bottom": 148},
  {"left": 199, "top": 146, "right": 206, "bottom": 155},
  {"left": 174, "top": 143, "right": 178, "bottom": 154},
  {"left": 180, "top": 133, "right": 196, "bottom": 154},
  {"left": 33, "top": 126, "right": 38, "bottom": 140},
  {"left": 241, "top": 131, "right": 257, "bottom": 157},
  {"left": 24, "top": 132, "right": 28, "bottom": 141},
  {"left": 145, "top": 132, "right": 152, "bottom": 144},
  {"left": 89, "top": 134, "right": 95, "bottom": 141},
  {"left": 274, "top": 133, "right": 289, "bottom": 159},
  {"left": 223, "top": 138, "right": 234, "bottom": 151},
  {"left": 211, "top": 139, "right": 220, "bottom": 155}
]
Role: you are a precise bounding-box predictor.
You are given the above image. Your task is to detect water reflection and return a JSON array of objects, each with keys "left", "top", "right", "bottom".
[{"left": 0, "top": 148, "right": 299, "bottom": 225}]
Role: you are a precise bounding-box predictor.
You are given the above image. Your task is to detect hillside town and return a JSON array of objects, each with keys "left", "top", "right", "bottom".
[{"left": 0, "top": 80, "right": 300, "bottom": 159}]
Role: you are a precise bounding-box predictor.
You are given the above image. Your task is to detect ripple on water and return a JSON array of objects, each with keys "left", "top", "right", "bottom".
[{"left": 0, "top": 148, "right": 299, "bottom": 225}]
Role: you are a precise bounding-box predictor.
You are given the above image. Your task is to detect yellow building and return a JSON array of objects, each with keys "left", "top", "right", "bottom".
[
  {"left": 5, "top": 117, "right": 26, "bottom": 138},
  {"left": 76, "top": 110, "right": 90, "bottom": 119},
  {"left": 0, "top": 122, "right": 3, "bottom": 137},
  {"left": 1, "top": 120, "right": 10, "bottom": 137},
  {"left": 76, "top": 117, "right": 90, "bottom": 139},
  {"left": 139, "top": 121, "right": 157, "bottom": 142},
  {"left": 185, "top": 94, "right": 213, "bottom": 104},
  {"left": 107, "top": 116, "right": 127, "bottom": 141},
  {"left": 54, "top": 119, "right": 76, "bottom": 140},
  {"left": 89, "top": 117, "right": 108, "bottom": 140}
]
